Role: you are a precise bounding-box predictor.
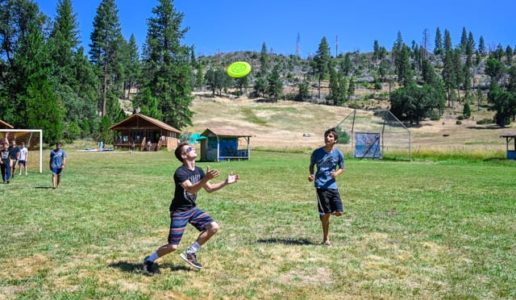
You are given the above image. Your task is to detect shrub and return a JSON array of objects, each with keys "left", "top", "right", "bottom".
[
  {"left": 335, "top": 127, "right": 350, "bottom": 144},
  {"left": 476, "top": 118, "right": 493, "bottom": 125}
]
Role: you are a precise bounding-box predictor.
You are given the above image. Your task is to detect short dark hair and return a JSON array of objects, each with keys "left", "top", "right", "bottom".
[
  {"left": 324, "top": 127, "right": 338, "bottom": 141},
  {"left": 174, "top": 142, "right": 189, "bottom": 162}
]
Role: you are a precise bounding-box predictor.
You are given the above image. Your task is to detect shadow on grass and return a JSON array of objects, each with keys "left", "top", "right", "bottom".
[
  {"left": 256, "top": 237, "right": 315, "bottom": 245},
  {"left": 34, "top": 186, "right": 53, "bottom": 189},
  {"left": 108, "top": 261, "right": 191, "bottom": 274}
]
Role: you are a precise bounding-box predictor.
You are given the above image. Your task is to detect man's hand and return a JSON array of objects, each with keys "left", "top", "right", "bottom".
[
  {"left": 308, "top": 174, "right": 315, "bottom": 182},
  {"left": 205, "top": 167, "right": 220, "bottom": 180},
  {"left": 226, "top": 173, "right": 239, "bottom": 184}
]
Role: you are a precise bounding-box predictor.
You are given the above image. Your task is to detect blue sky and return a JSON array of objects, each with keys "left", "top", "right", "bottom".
[{"left": 35, "top": 0, "right": 515, "bottom": 58}]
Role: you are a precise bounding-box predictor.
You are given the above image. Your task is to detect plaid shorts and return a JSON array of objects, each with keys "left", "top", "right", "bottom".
[{"left": 168, "top": 207, "right": 214, "bottom": 245}]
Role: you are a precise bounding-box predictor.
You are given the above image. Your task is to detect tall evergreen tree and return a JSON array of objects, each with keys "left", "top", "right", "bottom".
[
  {"left": 312, "top": 36, "right": 331, "bottom": 98},
  {"left": 121, "top": 34, "right": 141, "bottom": 97},
  {"left": 478, "top": 36, "right": 486, "bottom": 55},
  {"left": 267, "top": 65, "right": 283, "bottom": 101},
  {"left": 0, "top": 0, "right": 46, "bottom": 125},
  {"left": 49, "top": 0, "right": 79, "bottom": 82},
  {"left": 139, "top": 0, "right": 193, "bottom": 129},
  {"left": 395, "top": 45, "right": 413, "bottom": 86},
  {"left": 460, "top": 27, "right": 468, "bottom": 52},
  {"left": 49, "top": 0, "right": 98, "bottom": 140},
  {"left": 444, "top": 29, "right": 452, "bottom": 52},
  {"left": 434, "top": 27, "right": 443, "bottom": 55},
  {"left": 17, "top": 23, "right": 64, "bottom": 143},
  {"left": 259, "top": 42, "right": 269, "bottom": 74},
  {"left": 89, "top": 0, "right": 124, "bottom": 118},
  {"left": 340, "top": 53, "right": 352, "bottom": 76},
  {"left": 505, "top": 46, "right": 513, "bottom": 65}
]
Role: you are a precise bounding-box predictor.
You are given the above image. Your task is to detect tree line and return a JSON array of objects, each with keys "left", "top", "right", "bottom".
[
  {"left": 1, "top": 0, "right": 515, "bottom": 146},
  {"left": 0, "top": 0, "right": 193, "bottom": 144}
]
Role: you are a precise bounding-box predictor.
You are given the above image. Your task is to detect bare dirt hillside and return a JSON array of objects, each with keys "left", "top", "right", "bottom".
[{"left": 187, "top": 93, "right": 515, "bottom": 152}]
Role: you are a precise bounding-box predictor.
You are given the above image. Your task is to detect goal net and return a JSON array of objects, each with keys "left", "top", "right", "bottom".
[
  {"left": 335, "top": 109, "right": 411, "bottom": 160},
  {"left": 0, "top": 129, "right": 43, "bottom": 173}
]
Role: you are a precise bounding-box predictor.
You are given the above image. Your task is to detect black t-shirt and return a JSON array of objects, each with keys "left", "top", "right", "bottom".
[
  {"left": 9, "top": 146, "right": 19, "bottom": 160},
  {"left": 1, "top": 149, "right": 9, "bottom": 164},
  {"left": 169, "top": 165, "right": 205, "bottom": 212}
]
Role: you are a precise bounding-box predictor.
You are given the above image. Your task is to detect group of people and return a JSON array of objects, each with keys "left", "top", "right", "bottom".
[
  {"left": 142, "top": 128, "right": 345, "bottom": 275},
  {"left": 0, "top": 140, "right": 29, "bottom": 184},
  {"left": 0, "top": 139, "right": 66, "bottom": 189}
]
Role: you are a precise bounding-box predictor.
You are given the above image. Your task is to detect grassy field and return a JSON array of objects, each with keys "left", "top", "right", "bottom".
[{"left": 0, "top": 150, "right": 514, "bottom": 299}]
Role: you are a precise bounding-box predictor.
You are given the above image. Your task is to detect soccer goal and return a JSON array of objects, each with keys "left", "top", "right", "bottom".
[
  {"left": 0, "top": 129, "right": 43, "bottom": 173},
  {"left": 335, "top": 109, "right": 411, "bottom": 160}
]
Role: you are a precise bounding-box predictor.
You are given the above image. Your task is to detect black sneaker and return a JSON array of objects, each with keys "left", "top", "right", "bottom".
[
  {"left": 142, "top": 256, "right": 155, "bottom": 276},
  {"left": 180, "top": 252, "right": 203, "bottom": 270}
]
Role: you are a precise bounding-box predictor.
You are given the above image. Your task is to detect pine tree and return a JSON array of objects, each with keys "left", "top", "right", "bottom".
[
  {"left": 434, "top": 27, "right": 443, "bottom": 55},
  {"left": 505, "top": 46, "right": 513, "bottom": 65},
  {"left": 72, "top": 47, "right": 98, "bottom": 136},
  {"left": 0, "top": 0, "right": 45, "bottom": 125},
  {"left": 395, "top": 45, "right": 413, "bottom": 86},
  {"left": 347, "top": 77, "right": 355, "bottom": 100},
  {"left": 49, "top": 0, "right": 79, "bottom": 82},
  {"left": 122, "top": 34, "right": 141, "bottom": 98},
  {"left": 460, "top": 27, "right": 468, "bottom": 52},
  {"left": 17, "top": 23, "right": 64, "bottom": 143},
  {"left": 340, "top": 53, "right": 352, "bottom": 76},
  {"left": 267, "top": 65, "right": 283, "bottom": 101},
  {"left": 463, "top": 101, "right": 471, "bottom": 118},
  {"left": 478, "top": 36, "right": 486, "bottom": 56},
  {"left": 313, "top": 36, "right": 331, "bottom": 98},
  {"left": 89, "top": 0, "right": 124, "bottom": 117},
  {"left": 259, "top": 42, "right": 269, "bottom": 74},
  {"left": 49, "top": 0, "right": 98, "bottom": 139},
  {"left": 140, "top": 0, "right": 193, "bottom": 129},
  {"left": 444, "top": 29, "right": 452, "bottom": 52}
]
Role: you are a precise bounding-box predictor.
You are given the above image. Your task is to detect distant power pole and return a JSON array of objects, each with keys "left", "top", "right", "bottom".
[
  {"left": 296, "top": 33, "right": 301, "bottom": 57},
  {"left": 335, "top": 35, "right": 339, "bottom": 57}
]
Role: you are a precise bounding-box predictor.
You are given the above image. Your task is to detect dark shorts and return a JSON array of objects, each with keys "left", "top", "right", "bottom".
[
  {"left": 168, "top": 207, "right": 214, "bottom": 246},
  {"left": 18, "top": 160, "right": 26, "bottom": 166},
  {"left": 51, "top": 167, "right": 63, "bottom": 175},
  {"left": 316, "top": 188, "right": 344, "bottom": 216}
]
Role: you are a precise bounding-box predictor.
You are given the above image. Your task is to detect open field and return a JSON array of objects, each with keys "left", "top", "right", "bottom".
[
  {"left": 187, "top": 94, "right": 515, "bottom": 154},
  {"left": 0, "top": 150, "right": 514, "bottom": 299}
]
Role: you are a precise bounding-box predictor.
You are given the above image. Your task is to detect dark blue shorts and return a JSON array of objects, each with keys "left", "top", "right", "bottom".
[
  {"left": 51, "top": 167, "right": 63, "bottom": 175},
  {"left": 316, "top": 188, "right": 343, "bottom": 216},
  {"left": 168, "top": 207, "right": 214, "bottom": 245}
]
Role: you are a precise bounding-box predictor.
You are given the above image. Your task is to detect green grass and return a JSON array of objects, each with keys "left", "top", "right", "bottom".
[{"left": 0, "top": 150, "right": 514, "bottom": 299}]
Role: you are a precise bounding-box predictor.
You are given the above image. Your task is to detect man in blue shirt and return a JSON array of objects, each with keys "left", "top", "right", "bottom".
[
  {"left": 49, "top": 143, "right": 67, "bottom": 189},
  {"left": 308, "top": 128, "right": 345, "bottom": 246}
]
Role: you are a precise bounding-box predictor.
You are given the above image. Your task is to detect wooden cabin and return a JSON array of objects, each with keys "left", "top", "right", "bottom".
[
  {"left": 200, "top": 128, "right": 252, "bottom": 161},
  {"left": 110, "top": 113, "right": 181, "bottom": 151}
]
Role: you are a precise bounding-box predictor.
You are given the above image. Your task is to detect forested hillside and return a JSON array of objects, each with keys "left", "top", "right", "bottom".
[{"left": 1, "top": 0, "right": 514, "bottom": 145}]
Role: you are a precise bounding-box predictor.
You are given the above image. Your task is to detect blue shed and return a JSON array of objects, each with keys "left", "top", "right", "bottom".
[
  {"left": 200, "top": 128, "right": 253, "bottom": 162},
  {"left": 500, "top": 133, "right": 516, "bottom": 160}
]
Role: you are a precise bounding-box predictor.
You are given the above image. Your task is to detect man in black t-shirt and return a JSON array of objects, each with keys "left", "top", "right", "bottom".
[
  {"left": 8, "top": 140, "right": 20, "bottom": 179},
  {"left": 142, "top": 142, "right": 239, "bottom": 275}
]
